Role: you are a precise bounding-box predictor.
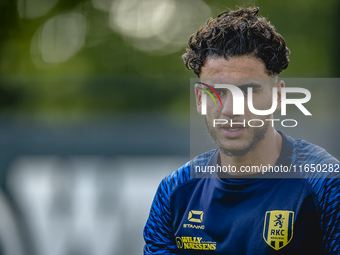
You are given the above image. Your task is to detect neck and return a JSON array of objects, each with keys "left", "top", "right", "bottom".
[{"left": 219, "top": 128, "right": 283, "bottom": 175}]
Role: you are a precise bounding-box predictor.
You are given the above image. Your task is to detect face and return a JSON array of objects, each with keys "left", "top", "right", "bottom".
[{"left": 196, "top": 56, "right": 282, "bottom": 157}]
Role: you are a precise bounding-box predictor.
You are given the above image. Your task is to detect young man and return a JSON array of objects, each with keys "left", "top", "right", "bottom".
[{"left": 144, "top": 7, "right": 340, "bottom": 254}]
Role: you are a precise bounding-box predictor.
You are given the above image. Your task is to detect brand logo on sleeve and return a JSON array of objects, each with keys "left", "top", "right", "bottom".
[{"left": 263, "top": 210, "right": 294, "bottom": 250}]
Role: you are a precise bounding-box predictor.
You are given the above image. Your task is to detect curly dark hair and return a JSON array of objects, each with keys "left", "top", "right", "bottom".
[{"left": 182, "top": 7, "right": 290, "bottom": 77}]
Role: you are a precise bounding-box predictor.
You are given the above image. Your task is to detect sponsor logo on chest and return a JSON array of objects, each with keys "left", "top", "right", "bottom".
[{"left": 183, "top": 210, "right": 205, "bottom": 229}]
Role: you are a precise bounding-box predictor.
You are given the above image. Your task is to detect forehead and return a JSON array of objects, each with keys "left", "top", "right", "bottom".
[{"left": 200, "top": 56, "right": 270, "bottom": 80}]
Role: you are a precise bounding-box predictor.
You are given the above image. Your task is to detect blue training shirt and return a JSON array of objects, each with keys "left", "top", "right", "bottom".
[{"left": 143, "top": 131, "right": 340, "bottom": 254}]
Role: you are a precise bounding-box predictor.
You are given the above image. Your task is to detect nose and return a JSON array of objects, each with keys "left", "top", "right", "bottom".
[{"left": 221, "top": 91, "right": 235, "bottom": 118}]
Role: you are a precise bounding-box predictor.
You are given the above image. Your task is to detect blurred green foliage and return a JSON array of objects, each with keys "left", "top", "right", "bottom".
[{"left": 0, "top": 0, "right": 339, "bottom": 117}]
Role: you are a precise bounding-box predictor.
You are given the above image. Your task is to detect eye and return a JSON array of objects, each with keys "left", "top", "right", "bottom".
[
  {"left": 214, "top": 89, "right": 225, "bottom": 97},
  {"left": 241, "top": 87, "right": 256, "bottom": 95}
]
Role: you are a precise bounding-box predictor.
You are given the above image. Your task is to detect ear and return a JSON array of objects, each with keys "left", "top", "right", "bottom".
[
  {"left": 195, "top": 83, "right": 203, "bottom": 114},
  {"left": 275, "top": 80, "right": 285, "bottom": 111}
]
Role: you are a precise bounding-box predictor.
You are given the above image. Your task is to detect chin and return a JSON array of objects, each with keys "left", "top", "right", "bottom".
[{"left": 219, "top": 146, "right": 254, "bottom": 157}]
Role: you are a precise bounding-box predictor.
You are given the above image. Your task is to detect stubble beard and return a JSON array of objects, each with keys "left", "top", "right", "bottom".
[{"left": 205, "top": 117, "right": 270, "bottom": 157}]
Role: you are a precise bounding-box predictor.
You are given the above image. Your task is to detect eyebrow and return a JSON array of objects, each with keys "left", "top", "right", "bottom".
[{"left": 237, "top": 83, "right": 263, "bottom": 90}]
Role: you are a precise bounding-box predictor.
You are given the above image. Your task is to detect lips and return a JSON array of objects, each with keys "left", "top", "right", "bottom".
[
  {"left": 219, "top": 121, "right": 246, "bottom": 138},
  {"left": 224, "top": 127, "right": 242, "bottom": 131},
  {"left": 221, "top": 124, "right": 245, "bottom": 128},
  {"left": 221, "top": 126, "right": 245, "bottom": 138}
]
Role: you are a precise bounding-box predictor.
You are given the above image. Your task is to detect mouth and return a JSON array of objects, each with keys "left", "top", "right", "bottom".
[
  {"left": 220, "top": 126, "right": 245, "bottom": 138},
  {"left": 223, "top": 127, "right": 243, "bottom": 131}
]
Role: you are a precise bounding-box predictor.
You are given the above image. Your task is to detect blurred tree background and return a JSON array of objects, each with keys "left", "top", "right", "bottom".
[{"left": 0, "top": 0, "right": 339, "bottom": 120}]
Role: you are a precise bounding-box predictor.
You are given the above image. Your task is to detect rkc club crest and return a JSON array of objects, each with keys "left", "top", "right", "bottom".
[{"left": 263, "top": 210, "right": 294, "bottom": 250}]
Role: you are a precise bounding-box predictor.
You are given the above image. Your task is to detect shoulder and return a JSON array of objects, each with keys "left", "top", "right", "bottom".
[
  {"left": 286, "top": 135, "right": 340, "bottom": 218},
  {"left": 276, "top": 133, "right": 340, "bottom": 252},
  {"left": 158, "top": 149, "right": 218, "bottom": 198},
  {"left": 288, "top": 135, "right": 338, "bottom": 166},
  {"left": 286, "top": 134, "right": 339, "bottom": 187},
  {"left": 278, "top": 132, "right": 340, "bottom": 205}
]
